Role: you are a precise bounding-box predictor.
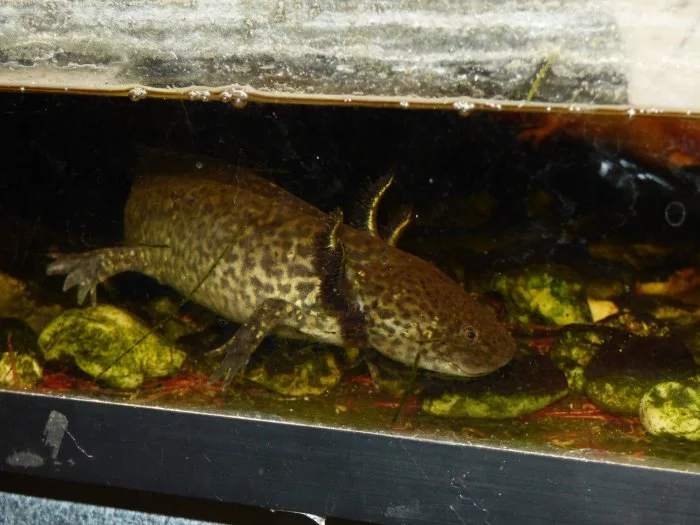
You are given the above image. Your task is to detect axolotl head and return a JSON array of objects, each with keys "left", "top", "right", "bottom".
[{"left": 359, "top": 255, "right": 517, "bottom": 377}]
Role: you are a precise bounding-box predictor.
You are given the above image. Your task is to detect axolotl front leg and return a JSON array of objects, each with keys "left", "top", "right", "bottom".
[
  {"left": 208, "top": 298, "right": 294, "bottom": 387},
  {"left": 47, "top": 247, "right": 303, "bottom": 387}
]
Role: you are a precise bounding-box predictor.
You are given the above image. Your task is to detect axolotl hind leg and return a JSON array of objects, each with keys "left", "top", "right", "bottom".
[
  {"left": 47, "top": 246, "right": 168, "bottom": 305},
  {"left": 49, "top": 247, "right": 299, "bottom": 390}
]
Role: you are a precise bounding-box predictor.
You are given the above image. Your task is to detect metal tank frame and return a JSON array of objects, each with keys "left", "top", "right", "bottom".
[{"left": 0, "top": 390, "right": 698, "bottom": 524}]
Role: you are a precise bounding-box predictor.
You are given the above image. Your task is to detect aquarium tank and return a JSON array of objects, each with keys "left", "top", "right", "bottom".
[{"left": 0, "top": 1, "right": 699, "bottom": 524}]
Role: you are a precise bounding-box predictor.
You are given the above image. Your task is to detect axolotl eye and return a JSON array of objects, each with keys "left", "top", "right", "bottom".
[{"left": 463, "top": 327, "right": 479, "bottom": 344}]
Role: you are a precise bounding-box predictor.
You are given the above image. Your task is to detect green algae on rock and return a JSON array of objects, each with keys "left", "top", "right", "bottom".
[
  {"left": 640, "top": 377, "right": 700, "bottom": 442},
  {"left": 421, "top": 354, "right": 568, "bottom": 419},
  {"left": 648, "top": 304, "right": 700, "bottom": 327},
  {"left": 550, "top": 311, "right": 677, "bottom": 394},
  {"left": 365, "top": 352, "right": 424, "bottom": 396},
  {"left": 0, "top": 318, "right": 43, "bottom": 387},
  {"left": 0, "top": 353, "right": 42, "bottom": 388},
  {"left": 145, "top": 296, "right": 196, "bottom": 342},
  {"left": 552, "top": 356, "right": 587, "bottom": 394},
  {"left": 585, "top": 334, "right": 698, "bottom": 415},
  {"left": 39, "top": 305, "right": 186, "bottom": 389},
  {"left": 551, "top": 329, "right": 605, "bottom": 368},
  {"left": 550, "top": 327, "right": 609, "bottom": 393},
  {"left": 599, "top": 311, "right": 672, "bottom": 338},
  {"left": 583, "top": 276, "right": 630, "bottom": 301},
  {"left": 586, "top": 376, "right": 657, "bottom": 416},
  {"left": 0, "top": 274, "right": 35, "bottom": 322},
  {"left": 245, "top": 343, "right": 342, "bottom": 396},
  {"left": 491, "top": 265, "right": 592, "bottom": 326},
  {"left": 0, "top": 272, "right": 63, "bottom": 334}
]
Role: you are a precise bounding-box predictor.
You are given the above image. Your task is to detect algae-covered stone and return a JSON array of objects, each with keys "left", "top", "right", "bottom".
[
  {"left": 0, "top": 272, "right": 62, "bottom": 333},
  {"left": 146, "top": 296, "right": 193, "bottom": 342},
  {"left": 613, "top": 294, "right": 700, "bottom": 327},
  {"left": 553, "top": 357, "right": 587, "bottom": 394},
  {"left": 0, "top": 353, "right": 43, "bottom": 387},
  {"left": 366, "top": 352, "right": 423, "bottom": 396},
  {"left": 551, "top": 329, "right": 605, "bottom": 368},
  {"left": 584, "top": 278, "right": 629, "bottom": 301},
  {"left": 551, "top": 312, "right": 678, "bottom": 394},
  {"left": 0, "top": 273, "right": 34, "bottom": 321},
  {"left": 586, "top": 376, "right": 658, "bottom": 416},
  {"left": 39, "top": 305, "right": 186, "bottom": 389},
  {"left": 599, "top": 311, "right": 672, "bottom": 338},
  {"left": 585, "top": 335, "right": 698, "bottom": 415},
  {"left": 245, "top": 343, "right": 342, "bottom": 396},
  {"left": 640, "top": 377, "right": 700, "bottom": 442},
  {"left": 491, "top": 265, "right": 591, "bottom": 326},
  {"left": 587, "top": 242, "right": 675, "bottom": 270},
  {"left": 0, "top": 318, "right": 43, "bottom": 387},
  {"left": 342, "top": 346, "right": 364, "bottom": 368},
  {"left": 421, "top": 354, "right": 568, "bottom": 419},
  {"left": 146, "top": 296, "right": 221, "bottom": 343},
  {"left": 550, "top": 328, "right": 606, "bottom": 393},
  {"left": 649, "top": 304, "right": 700, "bottom": 327}
]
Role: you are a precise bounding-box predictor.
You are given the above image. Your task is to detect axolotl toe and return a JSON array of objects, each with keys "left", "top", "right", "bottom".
[{"left": 47, "top": 151, "right": 516, "bottom": 386}]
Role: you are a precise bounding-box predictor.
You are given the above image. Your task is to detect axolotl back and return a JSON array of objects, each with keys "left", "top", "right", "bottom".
[{"left": 47, "top": 152, "right": 516, "bottom": 383}]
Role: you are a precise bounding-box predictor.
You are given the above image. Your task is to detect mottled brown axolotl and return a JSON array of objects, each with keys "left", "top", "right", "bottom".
[{"left": 47, "top": 151, "right": 516, "bottom": 386}]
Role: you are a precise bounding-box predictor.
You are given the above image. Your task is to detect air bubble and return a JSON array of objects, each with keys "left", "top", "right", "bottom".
[
  {"left": 453, "top": 101, "right": 475, "bottom": 116},
  {"left": 627, "top": 108, "right": 636, "bottom": 117},
  {"left": 128, "top": 87, "right": 147, "bottom": 101},
  {"left": 399, "top": 100, "right": 410, "bottom": 109},
  {"left": 219, "top": 91, "right": 232, "bottom": 103},
  {"left": 664, "top": 201, "right": 686, "bottom": 227},
  {"left": 19, "top": 86, "right": 25, "bottom": 93},
  {"left": 195, "top": 161, "right": 204, "bottom": 170},
  {"left": 188, "top": 90, "right": 210, "bottom": 102},
  {"left": 230, "top": 89, "right": 248, "bottom": 109}
]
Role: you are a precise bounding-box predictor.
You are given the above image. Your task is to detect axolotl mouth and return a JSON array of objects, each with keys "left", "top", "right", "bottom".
[
  {"left": 377, "top": 324, "right": 518, "bottom": 378},
  {"left": 414, "top": 336, "right": 517, "bottom": 377}
]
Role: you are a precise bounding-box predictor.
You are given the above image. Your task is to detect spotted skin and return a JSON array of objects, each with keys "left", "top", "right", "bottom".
[{"left": 47, "top": 153, "right": 516, "bottom": 382}]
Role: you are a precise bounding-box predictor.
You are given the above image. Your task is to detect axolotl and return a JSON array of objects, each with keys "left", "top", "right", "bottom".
[{"left": 47, "top": 151, "right": 516, "bottom": 385}]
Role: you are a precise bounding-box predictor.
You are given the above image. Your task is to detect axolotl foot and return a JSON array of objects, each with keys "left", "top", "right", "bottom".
[
  {"left": 47, "top": 245, "right": 167, "bottom": 306},
  {"left": 47, "top": 251, "right": 106, "bottom": 306}
]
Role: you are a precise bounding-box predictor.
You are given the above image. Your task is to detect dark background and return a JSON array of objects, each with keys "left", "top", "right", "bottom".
[{"left": 2, "top": 92, "right": 699, "bottom": 286}]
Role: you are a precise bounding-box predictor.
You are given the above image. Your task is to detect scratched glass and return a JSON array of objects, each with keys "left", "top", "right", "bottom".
[{"left": 1, "top": 93, "right": 700, "bottom": 470}]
